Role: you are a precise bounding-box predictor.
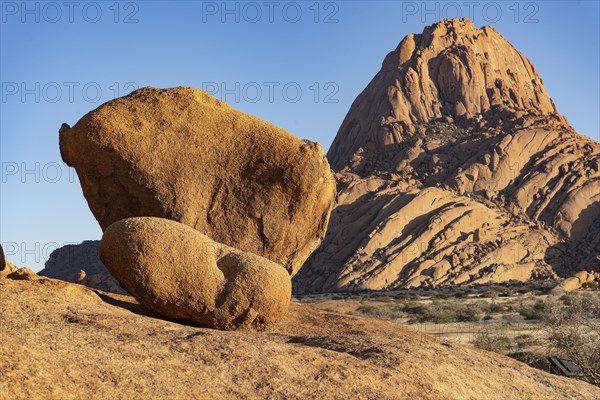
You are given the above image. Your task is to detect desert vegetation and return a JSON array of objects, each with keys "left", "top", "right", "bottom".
[
  {"left": 543, "top": 293, "right": 600, "bottom": 385},
  {"left": 300, "top": 284, "right": 600, "bottom": 386}
]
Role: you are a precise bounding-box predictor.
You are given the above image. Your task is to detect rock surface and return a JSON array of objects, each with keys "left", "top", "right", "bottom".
[
  {"left": 60, "top": 87, "right": 336, "bottom": 275},
  {"left": 39, "top": 241, "right": 125, "bottom": 294},
  {"left": 100, "top": 217, "right": 291, "bottom": 330},
  {"left": 0, "top": 244, "right": 5, "bottom": 271},
  {"left": 553, "top": 271, "right": 599, "bottom": 293},
  {"left": 2, "top": 275, "right": 599, "bottom": 399},
  {"left": 297, "top": 183, "right": 559, "bottom": 291},
  {"left": 295, "top": 19, "right": 600, "bottom": 293},
  {"left": 327, "top": 18, "right": 561, "bottom": 170}
]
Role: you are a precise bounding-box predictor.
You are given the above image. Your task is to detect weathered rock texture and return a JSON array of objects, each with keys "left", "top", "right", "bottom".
[
  {"left": 60, "top": 87, "right": 336, "bottom": 275},
  {"left": 2, "top": 274, "right": 599, "bottom": 399},
  {"left": 39, "top": 241, "right": 125, "bottom": 294},
  {"left": 294, "top": 18, "right": 600, "bottom": 293},
  {"left": 100, "top": 217, "right": 291, "bottom": 330},
  {"left": 327, "top": 18, "right": 561, "bottom": 170}
]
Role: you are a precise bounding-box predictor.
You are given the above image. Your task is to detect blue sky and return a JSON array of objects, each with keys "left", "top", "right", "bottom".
[{"left": 1, "top": 0, "right": 599, "bottom": 271}]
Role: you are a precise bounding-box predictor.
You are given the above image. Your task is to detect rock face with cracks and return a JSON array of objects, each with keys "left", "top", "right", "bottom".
[
  {"left": 60, "top": 86, "right": 336, "bottom": 276},
  {"left": 327, "top": 18, "right": 560, "bottom": 170},
  {"left": 100, "top": 217, "right": 291, "bottom": 330},
  {"left": 294, "top": 18, "right": 600, "bottom": 293}
]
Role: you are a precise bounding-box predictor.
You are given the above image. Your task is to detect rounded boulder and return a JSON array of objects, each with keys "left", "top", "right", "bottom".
[{"left": 100, "top": 217, "right": 291, "bottom": 330}]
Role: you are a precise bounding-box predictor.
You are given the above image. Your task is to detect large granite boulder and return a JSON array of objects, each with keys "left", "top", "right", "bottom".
[
  {"left": 60, "top": 87, "right": 335, "bottom": 275},
  {"left": 100, "top": 217, "right": 291, "bottom": 330}
]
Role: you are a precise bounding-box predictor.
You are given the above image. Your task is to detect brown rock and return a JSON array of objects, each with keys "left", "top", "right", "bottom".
[
  {"left": 554, "top": 271, "right": 599, "bottom": 292},
  {"left": 328, "top": 18, "right": 559, "bottom": 171},
  {"left": 556, "top": 277, "right": 582, "bottom": 292},
  {"left": 295, "top": 19, "right": 599, "bottom": 293},
  {"left": 60, "top": 87, "right": 336, "bottom": 275},
  {"left": 295, "top": 184, "right": 557, "bottom": 292},
  {"left": 99, "top": 217, "right": 291, "bottom": 330},
  {"left": 70, "top": 269, "right": 87, "bottom": 284},
  {"left": 451, "top": 128, "right": 600, "bottom": 248}
]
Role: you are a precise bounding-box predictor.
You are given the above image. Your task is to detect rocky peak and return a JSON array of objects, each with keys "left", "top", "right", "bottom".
[
  {"left": 328, "top": 18, "right": 563, "bottom": 171},
  {"left": 295, "top": 19, "right": 599, "bottom": 294}
]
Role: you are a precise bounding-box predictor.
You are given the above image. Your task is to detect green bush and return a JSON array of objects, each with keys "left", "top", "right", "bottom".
[
  {"left": 542, "top": 294, "right": 600, "bottom": 386},
  {"left": 519, "top": 300, "right": 547, "bottom": 320},
  {"left": 394, "top": 293, "right": 419, "bottom": 301},
  {"left": 559, "top": 293, "right": 573, "bottom": 305},
  {"left": 489, "top": 303, "right": 506, "bottom": 313},
  {"left": 456, "top": 307, "right": 480, "bottom": 322},
  {"left": 473, "top": 331, "right": 513, "bottom": 354},
  {"left": 356, "top": 304, "right": 377, "bottom": 314},
  {"left": 355, "top": 303, "right": 405, "bottom": 320},
  {"left": 403, "top": 302, "right": 429, "bottom": 315},
  {"left": 406, "top": 300, "right": 481, "bottom": 324},
  {"left": 514, "top": 334, "right": 540, "bottom": 348}
]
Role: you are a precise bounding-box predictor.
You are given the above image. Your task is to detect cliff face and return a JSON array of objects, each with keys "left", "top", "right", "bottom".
[{"left": 294, "top": 19, "right": 600, "bottom": 293}]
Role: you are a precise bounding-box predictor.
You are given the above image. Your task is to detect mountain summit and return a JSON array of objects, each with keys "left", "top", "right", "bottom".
[
  {"left": 295, "top": 19, "right": 600, "bottom": 293},
  {"left": 329, "top": 18, "right": 564, "bottom": 170}
]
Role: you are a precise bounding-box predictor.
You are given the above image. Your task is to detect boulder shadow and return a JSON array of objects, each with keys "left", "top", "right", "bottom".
[
  {"left": 92, "top": 289, "right": 163, "bottom": 319},
  {"left": 286, "top": 335, "right": 383, "bottom": 360},
  {"left": 92, "top": 289, "right": 215, "bottom": 330}
]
